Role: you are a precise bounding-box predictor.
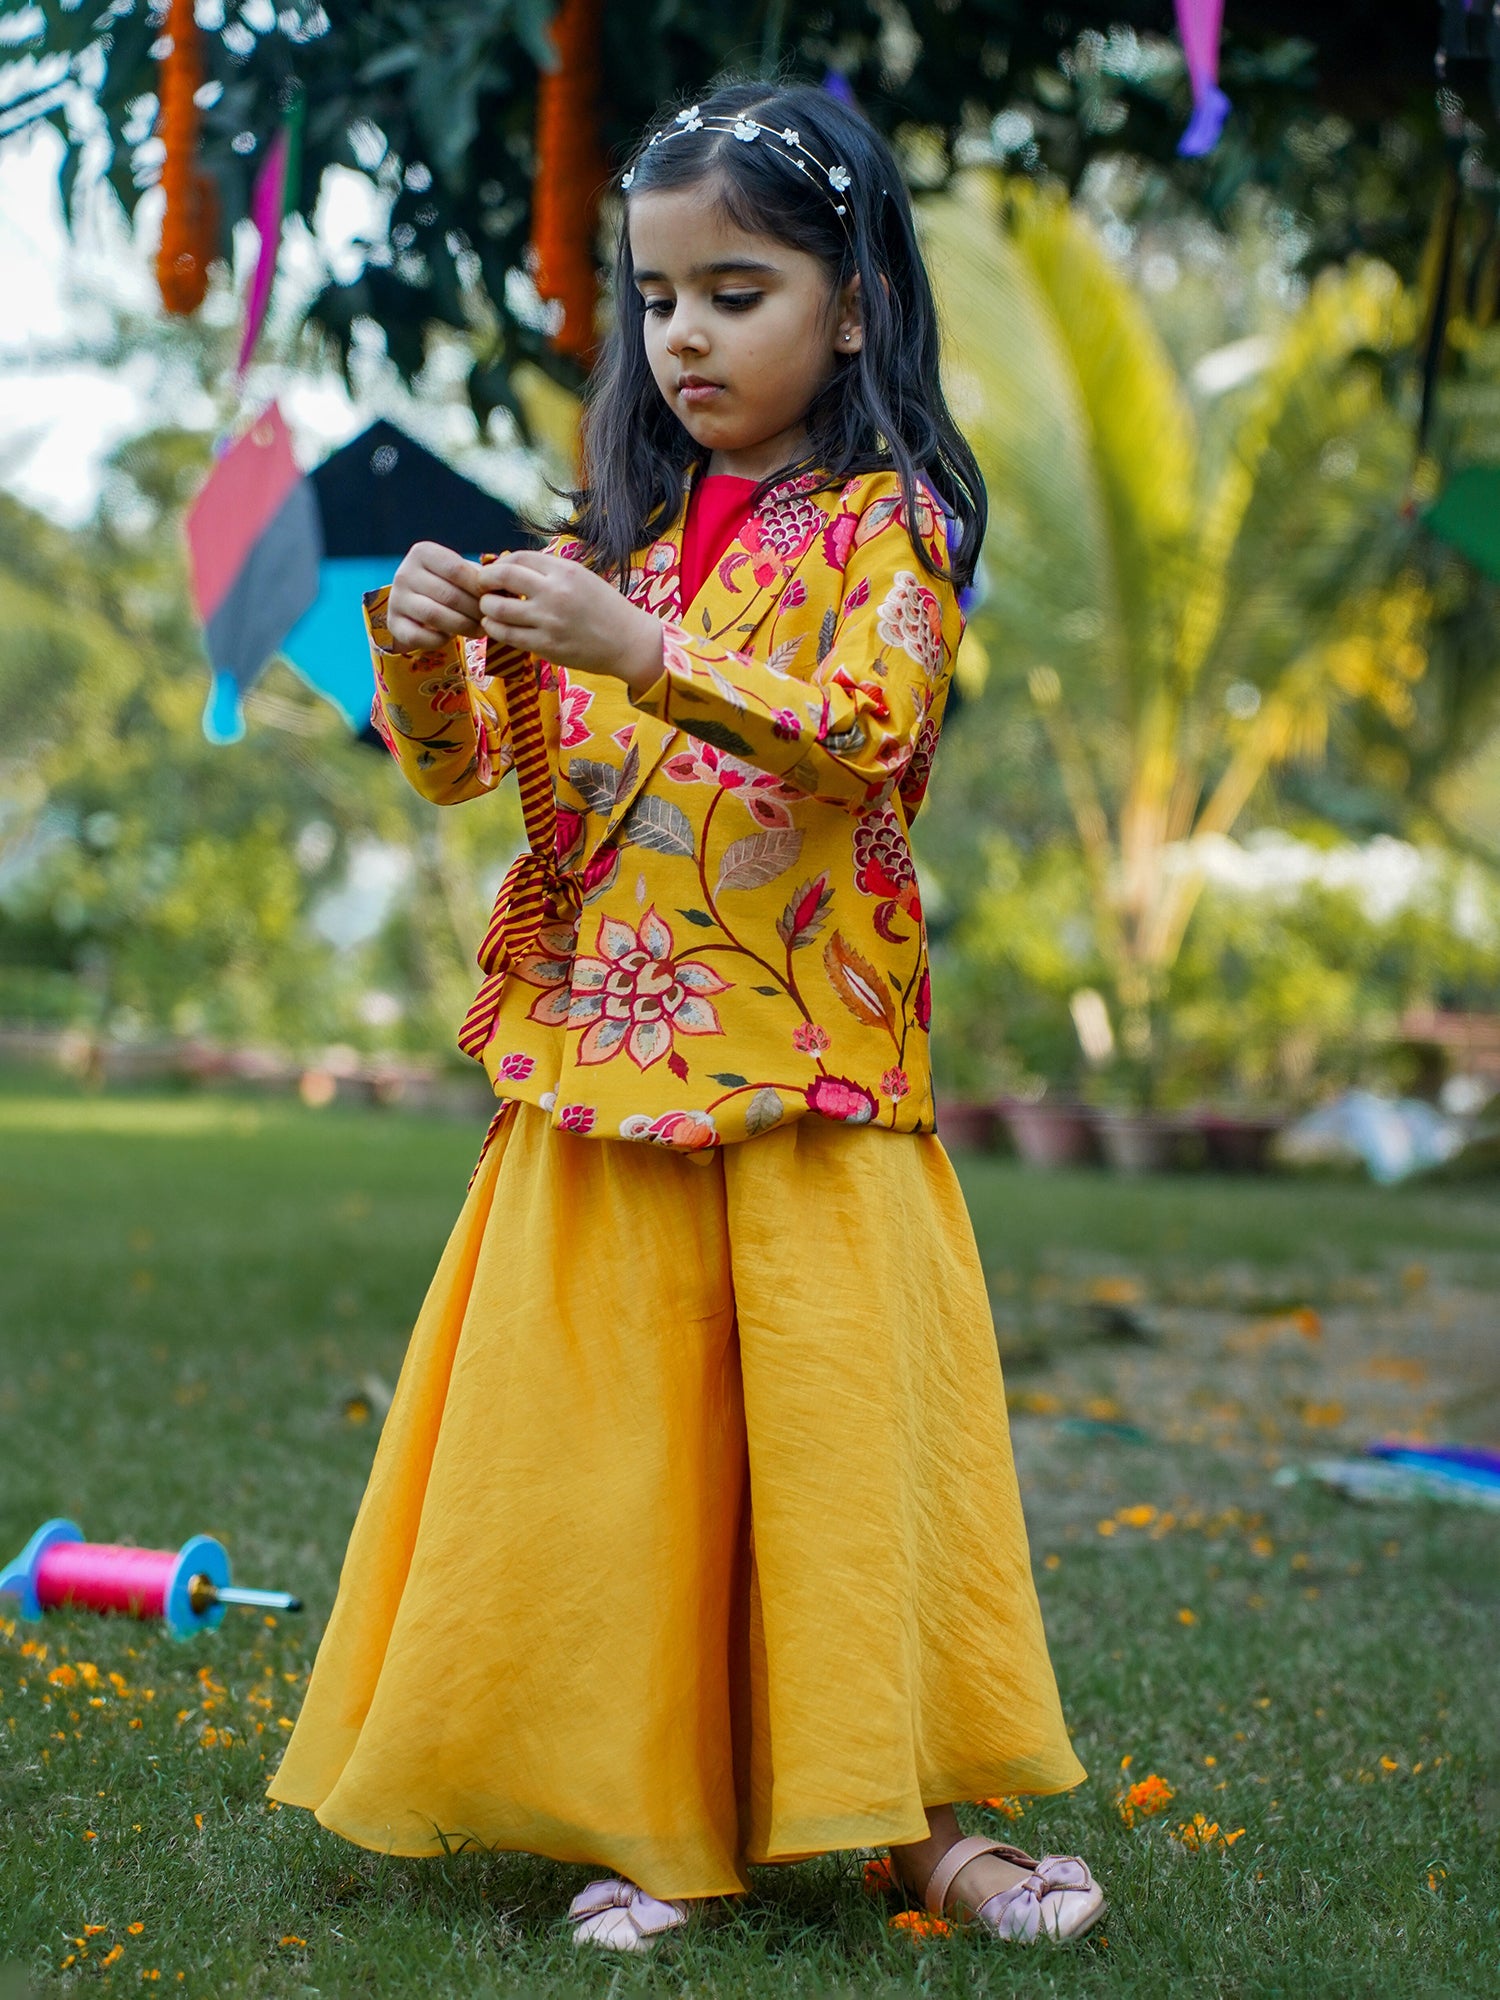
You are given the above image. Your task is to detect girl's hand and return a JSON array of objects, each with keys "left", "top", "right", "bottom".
[
  {"left": 387, "top": 542, "right": 488, "bottom": 652},
  {"left": 479, "top": 552, "right": 664, "bottom": 694}
]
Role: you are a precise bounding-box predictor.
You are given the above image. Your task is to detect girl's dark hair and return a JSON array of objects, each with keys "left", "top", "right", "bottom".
[{"left": 568, "top": 77, "right": 986, "bottom": 591}]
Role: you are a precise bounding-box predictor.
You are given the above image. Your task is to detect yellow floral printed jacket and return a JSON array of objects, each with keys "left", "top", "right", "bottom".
[{"left": 366, "top": 467, "right": 963, "bottom": 1149}]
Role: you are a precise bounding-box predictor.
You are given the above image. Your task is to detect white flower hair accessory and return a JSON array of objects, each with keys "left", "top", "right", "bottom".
[{"left": 618, "top": 110, "right": 857, "bottom": 232}]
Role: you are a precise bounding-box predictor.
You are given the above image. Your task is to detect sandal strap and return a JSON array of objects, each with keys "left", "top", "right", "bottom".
[{"left": 924, "top": 1835, "right": 1005, "bottom": 1917}]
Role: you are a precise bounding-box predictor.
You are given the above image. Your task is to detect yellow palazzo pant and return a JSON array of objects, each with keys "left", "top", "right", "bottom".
[{"left": 268, "top": 1103, "right": 1084, "bottom": 1898}]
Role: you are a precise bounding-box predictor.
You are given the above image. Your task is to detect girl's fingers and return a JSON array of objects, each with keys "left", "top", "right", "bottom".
[
  {"left": 481, "top": 608, "right": 545, "bottom": 648},
  {"left": 476, "top": 549, "right": 555, "bottom": 597},
  {"left": 389, "top": 619, "right": 445, "bottom": 651},
  {"left": 415, "top": 542, "right": 486, "bottom": 596},
  {"left": 394, "top": 593, "right": 480, "bottom": 643},
  {"left": 480, "top": 599, "right": 543, "bottom": 634},
  {"left": 412, "top": 569, "right": 483, "bottom": 621}
]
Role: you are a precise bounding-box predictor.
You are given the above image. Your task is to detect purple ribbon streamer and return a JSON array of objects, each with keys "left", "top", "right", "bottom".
[
  {"left": 1174, "top": 0, "right": 1231, "bottom": 157},
  {"left": 236, "top": 126, "right": 289, "bottom": 380}
]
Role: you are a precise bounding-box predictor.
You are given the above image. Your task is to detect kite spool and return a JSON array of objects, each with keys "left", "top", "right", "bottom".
[{"left": 0, "top": 1520, "right": 300, "bottom": 1639}]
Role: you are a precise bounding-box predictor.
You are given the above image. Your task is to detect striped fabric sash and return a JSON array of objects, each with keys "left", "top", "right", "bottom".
[{"left": 457, "top": 601, "right": 583, "bottom": 1062}]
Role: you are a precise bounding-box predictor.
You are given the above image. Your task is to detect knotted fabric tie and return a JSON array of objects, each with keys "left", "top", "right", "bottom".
[{"left": 457, "top": 585, "right": 583, "bottom": 1063}]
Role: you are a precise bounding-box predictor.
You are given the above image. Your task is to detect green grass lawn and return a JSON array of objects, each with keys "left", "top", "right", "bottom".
[{"left": 1, "top": 1087, "right": 1497, "bottom": 1998}]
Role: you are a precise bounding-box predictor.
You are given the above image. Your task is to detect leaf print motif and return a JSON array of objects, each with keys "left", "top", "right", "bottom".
[
  {"left": 566, "top": 757, "right": 621, "bottom": 816},
  {"left": 716, "top": 828, "right": 804, "bottom": 893},
  {"left": 824, "top": 929, "right": 896, "bottom": 1032},
  {"left": 745, "top": 1086, "right": 785, "bottom": 1136},
  {"left": 710, "top": 1071, "right": 749, "bottom": 1087},
  {"left": 387, "top": 702, "right": 413, "bottom": 733},
  {"left": 775, "top": 872, "right": 833, "bottom": 951},
  {"left": 854, "top": 494, "right": 903, "bottom": 547},
  {"left": 619, "top": 794, "right": 696, "bottom": 857},
  {"left": 684, "top": 718, "right": 756, "bottom": 758},
  {"left": 707, "top": 663, "right": 749, "bottom": 713},
  {"left": 614, "top": 735, "right": 640, "bottom": 806},
  {"left": 816, "top": 607, "right": 837, "bottom": 662}
]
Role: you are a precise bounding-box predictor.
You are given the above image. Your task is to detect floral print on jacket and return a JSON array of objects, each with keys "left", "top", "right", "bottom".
[{"left": 366, "top": 468, "right": 963, "bottom": 1149}]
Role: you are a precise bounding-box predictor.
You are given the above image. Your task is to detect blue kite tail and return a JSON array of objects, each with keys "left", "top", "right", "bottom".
[{"left": 203, "top": 671, "right": 247, "bottom": 745}]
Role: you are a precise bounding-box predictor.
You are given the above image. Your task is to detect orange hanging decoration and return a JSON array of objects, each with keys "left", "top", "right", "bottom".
[
  {"left": 155, "top": 0, "right": 218, "bottom": 315},
  {"left": 529, "top": 0, "right": 608, "bottom": 361}
]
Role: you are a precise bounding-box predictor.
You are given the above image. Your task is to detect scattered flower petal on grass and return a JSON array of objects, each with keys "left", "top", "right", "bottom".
[
  {"left": 278, "top": 1936, "right": 308, "bottom": 1949},
  {"left": 1089, "top": 1276, "right": 1142, "bottom": 1306},
  {"left": 888, "top": 1910, "right": 950, "bottom": 1939},
  {"left": 1177, "top": 1608, "right": 1197, "bottom": 1626},
  {"left": 1117, "top": 1774, "right": 1175, "bottom": 1826},
  {"left": 1171, "top": 1814, "right": 1245, "bottom": 1853},
  {"left": 861, "top": 1857, "right": 895, "bottom": 1895},
  {"left": 977, "top": 1794, "right": 1026, "bottom": 1819}
]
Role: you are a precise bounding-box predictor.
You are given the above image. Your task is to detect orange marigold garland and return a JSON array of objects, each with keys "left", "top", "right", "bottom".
[
  {"left": 155, "top": 0, "right": 218, "bottom": 314},
  {"left": 530, "top": 0, "right": 607, "bottom": 360}
]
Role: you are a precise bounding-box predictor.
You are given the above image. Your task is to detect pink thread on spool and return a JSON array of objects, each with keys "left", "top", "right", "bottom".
[
  {"left": 2, "top": 1521, "right": 231, "bottom": 1635},
  {"left": 2, "top": 1519, "right": 294, "bottom": 1636},
  {"left": 35, "top": 1541, "right": 176, "bottom": 1619}
]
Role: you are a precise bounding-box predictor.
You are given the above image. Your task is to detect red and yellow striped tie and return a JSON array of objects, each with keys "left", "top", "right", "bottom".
[{"left": 457, "top": 605, "right": 582, "bottom": 1062}]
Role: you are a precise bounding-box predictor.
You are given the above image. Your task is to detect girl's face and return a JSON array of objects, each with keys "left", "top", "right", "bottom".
[{"left": 629, "top": 182, "right": 863, "bottom": 481}]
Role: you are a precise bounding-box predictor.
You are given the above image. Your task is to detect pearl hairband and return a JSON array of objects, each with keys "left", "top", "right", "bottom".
[{"left": 621, "top": 106, "right": 854, "bottom": 225}]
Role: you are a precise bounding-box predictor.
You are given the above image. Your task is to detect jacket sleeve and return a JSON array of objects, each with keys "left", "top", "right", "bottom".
[
  {"left": 628, "top": 499, "right": 963, "bottom": 812},
  {"left": 364, "top": 586, "right": 516, "bottom": 806}
]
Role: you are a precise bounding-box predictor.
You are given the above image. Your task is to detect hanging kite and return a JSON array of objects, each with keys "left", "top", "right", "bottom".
[{"left": 185, "top": 412, "right": 528, "bottom": 744}]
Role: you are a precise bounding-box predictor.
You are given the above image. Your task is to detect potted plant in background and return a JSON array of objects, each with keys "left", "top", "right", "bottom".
[{"left": 921, "top": 176, "right": 1436, "bottom": 1166}]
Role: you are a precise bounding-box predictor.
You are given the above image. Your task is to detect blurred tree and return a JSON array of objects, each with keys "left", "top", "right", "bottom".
[
  {"left": 920, "top": 174, "right": 1435, "bottom": 1090},
  {"left": 0, "top": 432, "right": 520, "bottom": 1052},
  {"left": 0, "top": 2, "right": 1479, "bottom": 425}
]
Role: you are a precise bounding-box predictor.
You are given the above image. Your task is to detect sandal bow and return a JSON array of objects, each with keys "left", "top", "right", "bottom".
[
  {"left": 913, "top": 1832, "right": 1106, "bottom": 1945},
  {"left": 567, "top": 1877, "right": 688, "bottom": 1952},
  {"left": 974, "top": 1853, "right": 1102, "bottom": 1942}
]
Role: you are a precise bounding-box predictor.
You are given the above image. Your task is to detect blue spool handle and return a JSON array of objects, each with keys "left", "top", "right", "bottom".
[
  {"left": 164, "top": 1534, "right": 231, "bottom": 1638},
  {"left": 0, "top": 1519, "right": 83, "bottom": 1621}
]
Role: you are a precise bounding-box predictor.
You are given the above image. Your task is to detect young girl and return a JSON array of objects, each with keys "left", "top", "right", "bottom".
[{"left": 269, "top": 78, "right": 1104, "bottom": 1952}]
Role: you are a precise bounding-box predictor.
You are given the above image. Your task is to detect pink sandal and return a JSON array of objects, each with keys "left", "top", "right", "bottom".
[
  {"left": 909, "top": 1834, "right": 1106, "bottom": 1943},
  {"left": 567, "top": 1877, "right": 689, "bottom": 1952}
]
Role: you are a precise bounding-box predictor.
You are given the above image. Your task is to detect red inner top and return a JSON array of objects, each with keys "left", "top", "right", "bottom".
[{"left": 678, "top": 473, "right": 759, "bottom": 610}]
